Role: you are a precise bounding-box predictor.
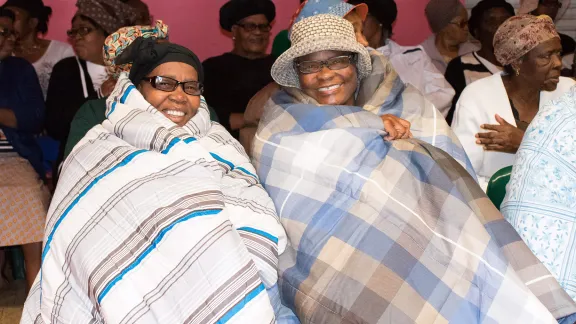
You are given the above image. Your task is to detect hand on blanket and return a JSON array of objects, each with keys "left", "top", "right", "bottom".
[
  {"left": 381, "top": 114, "right": 412, "bottom": 141},
  {"left": 476, "top": 114, "right": 524, "bottom": 153},
  {"left": 100, "top": 77, "right": 117, "bottom": 98}
]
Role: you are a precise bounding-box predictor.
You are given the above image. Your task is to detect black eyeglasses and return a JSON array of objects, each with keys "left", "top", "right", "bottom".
[
  {"left": 295, "top": 55, "right": 356, "bottom": 74},
  {"left": 235, "top": 23, "right": 271, "bottom": 33},
  {"left": 67, "top": 27, "right": 94, "bottom": 38},
  {"left": 143, "top": 76, "right": 203, "bottom": 96},
  {"left": 0, "top": 27, "right": 16, "bottom": 38}
]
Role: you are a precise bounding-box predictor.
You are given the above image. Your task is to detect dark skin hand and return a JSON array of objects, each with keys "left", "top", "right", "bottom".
[
  {"left": 0, "top": 108, "right": 17, "bottom": 128},
  {"left": 381, "top": 115, "right": 412, "bottom": 141},
  {"left": 476, "top": 114, "right": 524, "bottom": 153}
]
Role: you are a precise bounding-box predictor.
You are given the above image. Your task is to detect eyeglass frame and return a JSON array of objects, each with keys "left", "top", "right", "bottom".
[
  {"left": 66, "top": 27, "right": 94, "bottom": 39},
  {"left": 234, "top": 22, "right": 272, "bottom": 33},
  {"left": 294, "top": 54, "right": 357, "bottom": 74},
  {"left": 142, "top": 76, "right": 204, "bottom": 96}
]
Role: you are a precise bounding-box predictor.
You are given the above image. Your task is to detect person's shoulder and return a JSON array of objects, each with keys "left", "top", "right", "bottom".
[
  {"left": 459, "top": 73, "right": 501, "bottom": 100},
  {"left": 4, "top": 56, "right": 37, "bottom": 75},
  {"left": 4, "top": 56, "right": 31, "bottom": 68},
  {"left": 558, "top": 76, "right": 576, "bottom": 89},
  {"left": 202, "top": 53, "right": 230, "bottom": 67},
  {"left": 51, "top": 56, "right": 79, "bottom": 73},
  {"left": 75, "top": 97, "right": 107, "bottom": 121}
]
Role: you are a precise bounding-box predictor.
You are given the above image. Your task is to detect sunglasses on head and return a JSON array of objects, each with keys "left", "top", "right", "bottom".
[{"left": 143, "top": 76, "right": 204, "bottom": 96}]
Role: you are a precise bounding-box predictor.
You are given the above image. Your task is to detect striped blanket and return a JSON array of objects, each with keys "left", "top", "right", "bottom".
[
  {"left": 21, "top": 74, "right": 297, "bottom": 324},
  {"left": 251, "top": 66, "right": 576, "bottom": 322}
]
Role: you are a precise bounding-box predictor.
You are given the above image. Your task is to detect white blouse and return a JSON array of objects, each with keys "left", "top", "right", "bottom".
[
  {"left": 32, "top": 40, "right": 75, "bottom": 99},
  {"left": 452, "top": 73, "right": 575, "bottom": 190}
]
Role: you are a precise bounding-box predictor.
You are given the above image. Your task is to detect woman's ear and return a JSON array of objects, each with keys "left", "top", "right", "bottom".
[{"left": 231, "top": 26, "right": 240, "bottom": 41}]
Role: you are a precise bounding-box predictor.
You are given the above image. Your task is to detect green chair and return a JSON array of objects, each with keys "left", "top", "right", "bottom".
[{"left": 486, "top": 166, "right": 513, "bottom": 210}]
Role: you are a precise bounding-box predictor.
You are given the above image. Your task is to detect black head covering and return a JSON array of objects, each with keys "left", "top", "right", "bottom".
[
  {"left": 348, "top": 0, "right": 397, "bottom": 32},
  {"left": 0, "top": 7, "right": 15, "bottom": 20},
  {"left": 115, "top": 37, "right": 204, "bottom": 86},
  {"left": 469, "top": 0, "right": 515, "bottom": 37},
  {"left": 2, "top": 0, "right": 52, "bottom": 33},
  {"left": 219, "top": 0, "right": 276, "bottom": 32}
]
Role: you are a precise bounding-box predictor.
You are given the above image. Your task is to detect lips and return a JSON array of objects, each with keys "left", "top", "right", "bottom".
[{"left": 317, "top": 84, "right": 342, "bottom": 94}]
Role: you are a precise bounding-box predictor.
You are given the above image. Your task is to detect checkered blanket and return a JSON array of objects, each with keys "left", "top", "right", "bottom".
[
  {"left": 252, "top": 83, "right": 576, "bottom": 322},
  {"left": 21, "top": 74, "right": 297, "bottom": 324},
  {"left": 357, "top": 49, "right": 475, "bottom": 176}
]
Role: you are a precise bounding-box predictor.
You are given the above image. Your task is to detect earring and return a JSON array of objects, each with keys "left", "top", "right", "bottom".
[
  {"left": 515, "top": 68, "right": 520, "bottom": 76},
  {"left": 232, "top": 36, "right": 236, "bottom": 40}
]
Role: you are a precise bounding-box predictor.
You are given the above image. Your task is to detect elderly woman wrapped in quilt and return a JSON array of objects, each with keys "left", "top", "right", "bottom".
[
  {"left": 251, "top": 14, "right": 576, "bottom": 323},
  {"left": 20, "top": 33, "right": 297, "bottom": 323}
]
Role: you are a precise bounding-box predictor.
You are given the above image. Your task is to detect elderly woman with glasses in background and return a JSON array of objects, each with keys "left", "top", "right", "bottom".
[
  {"left": 202, "top": 0, "right": 276, "bottom": 139},
  {"left": 420, "top": 0, "right": 480, "bottom": 74},
  {"left": 43, "top": 0, "right": 143, "bottom": 177},
  {"left": 0, "top": 8, "right": 50, "bottom": 291},
  {"left": 1, "top": 0, "right": 75, "bottom": 99}
]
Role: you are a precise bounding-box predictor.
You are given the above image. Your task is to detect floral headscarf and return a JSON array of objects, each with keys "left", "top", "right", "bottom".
[
  {"left": 103, "top": 20, "right": 169, "bottom": 79},
  {"left": 493, "top": 15, "right": 559, "bottom": 66}
]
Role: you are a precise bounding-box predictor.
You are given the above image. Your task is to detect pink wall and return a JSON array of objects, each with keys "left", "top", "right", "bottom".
[{"left": 2, "top": 0, "right": 432, "bottom": 61}]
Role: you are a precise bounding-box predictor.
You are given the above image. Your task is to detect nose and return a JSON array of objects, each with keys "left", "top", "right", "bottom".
[
  {"left": 169, "top": 85, "right": 188, "bottom": 103},
  {"left": 551, "top": 53, "right": 562, "bottom": 70},
  {"left": 316, "top": 66, "right": 336, "bottom": 81}
]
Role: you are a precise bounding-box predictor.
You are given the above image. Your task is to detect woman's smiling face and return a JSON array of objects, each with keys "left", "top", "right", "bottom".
[
  {"left": 139, "top": 62, "right": 201, "bottom": 126},
  {"left": 297, "top": 50, "right": 358, "bottom": 106}
]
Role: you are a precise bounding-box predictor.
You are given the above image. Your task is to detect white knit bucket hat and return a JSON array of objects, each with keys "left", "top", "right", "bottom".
[{"left": 271, "top": 14, "right": 372, "bottom": 89}]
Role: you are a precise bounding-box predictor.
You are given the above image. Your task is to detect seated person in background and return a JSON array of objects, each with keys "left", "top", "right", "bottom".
[
  {"left": 502, "top": 85, "right": 576, "bottom": 303},
  {"left": 21, "top": 37, "right": 296, "bottom": 324},
  {"left": 270, "top": 0, "right": 305, "bottom": 58},
  {"left": 202, "top": 0, "right": 276, "bottom": 139},
  {"left": 444, "top": 0, "right": 515, "bottom": 124},
  {"left": 2, "top": 0, "right": 74, "bottom": 99},
  {"left": 349, "top": 0, "right": 456, "bottom": 117},
  {"left": 252, "top": 14, "right": 576, "bottom": 323},
  {"left": 0, "top": 8, "right": 50, "bottom": 290},
  {"left": 518, "top": 0, "right": 575, "bottom": 55},
  {"left": 420, "top": 0, "right": 480, "bottom": 74},
  {"left": 452, "top": 14, "right": 574, "bottom": 190},
  {"left": 45, "top": 0, "right": 141, "bottom": 168}
]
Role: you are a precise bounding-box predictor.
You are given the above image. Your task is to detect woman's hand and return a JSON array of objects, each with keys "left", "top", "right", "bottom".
[
  {"left": 100, "top": 77, "right": 117, "bottom": 98},
  {"left": 476, "top": 114, "right": 524, "bottom": 153},
  {"left": 381, "top": 114, "right": 412, "bottom": 141}
]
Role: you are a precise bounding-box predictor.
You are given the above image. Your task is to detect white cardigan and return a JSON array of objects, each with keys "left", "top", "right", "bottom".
[{"left": 452, "top": 73, "right": 575, "bottom": 190}]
